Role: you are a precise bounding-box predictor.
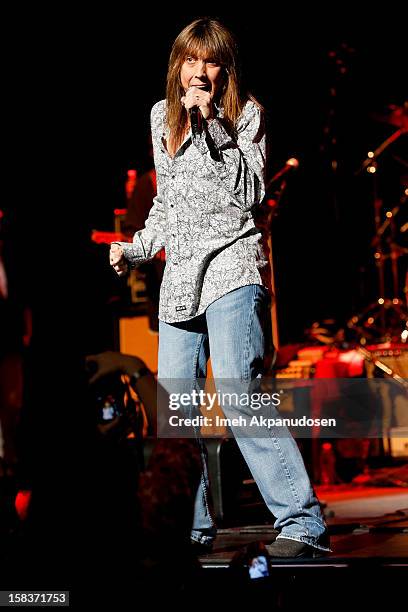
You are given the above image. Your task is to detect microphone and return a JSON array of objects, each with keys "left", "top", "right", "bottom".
[
  {"left": 189, "top": 107, "right": 202, "bottom": 137},
  {"left": 267, "top": 158, "right": 299, "bottom": 189}
]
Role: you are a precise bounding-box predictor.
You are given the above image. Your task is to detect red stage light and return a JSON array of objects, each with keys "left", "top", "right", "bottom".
[{"left": 15, "top": 490, "right": 32, "bottom": 521}]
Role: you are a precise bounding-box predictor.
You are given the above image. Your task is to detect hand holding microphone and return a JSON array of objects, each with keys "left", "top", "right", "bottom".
[{"left": 181, "top": 86, "right": 213, "bottom": 136}]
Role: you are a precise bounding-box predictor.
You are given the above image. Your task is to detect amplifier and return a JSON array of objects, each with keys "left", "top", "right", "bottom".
[
  {"left": 389, "top": 428, "right": 408, "bottom": 458},
  {"left": 205, "top": 438, "right": 270, "bottom": 526}
]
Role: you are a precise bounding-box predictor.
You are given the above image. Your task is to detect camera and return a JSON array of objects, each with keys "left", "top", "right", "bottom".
[
  {"left": 89, "top": 373, "right": 127, "bottom": 425},
  {"left": 230, "top": 541, "right": 270, "bottom": 580},
  {"left": 248, "top": 555, "right": 269, "bottom": 579}
]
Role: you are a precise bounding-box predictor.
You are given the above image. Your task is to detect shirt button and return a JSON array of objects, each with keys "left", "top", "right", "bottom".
[
  {"left": 170, "top": 204, "right": 174, "bottom": 207},
  {"left": 172, "top": 233, "right": 176, "bottom": 237}
]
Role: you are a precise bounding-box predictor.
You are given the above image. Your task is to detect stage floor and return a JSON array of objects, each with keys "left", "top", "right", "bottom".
[
  {"left": 317, "top": 484, "right": 408, "bottom": 518},
  {"left": 199, "top": 485, "right": 408, "bottom": 569}
]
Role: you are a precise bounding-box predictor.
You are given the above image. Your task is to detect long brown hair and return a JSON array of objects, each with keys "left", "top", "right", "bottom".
[{"left": 166, "top": 18, "right": 255, "bottom": 155}]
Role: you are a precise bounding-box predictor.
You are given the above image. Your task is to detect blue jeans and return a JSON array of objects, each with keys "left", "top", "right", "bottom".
[{"left": 158, "top": 284, "right": 330, "bottom": 551}]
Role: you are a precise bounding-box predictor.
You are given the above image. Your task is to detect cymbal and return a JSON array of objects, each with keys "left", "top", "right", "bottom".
[{"left": 370, "top": 102, "right": 408, "bottom": 130}]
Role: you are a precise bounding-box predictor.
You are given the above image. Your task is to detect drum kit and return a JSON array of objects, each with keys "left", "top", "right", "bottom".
[{"left": 347, "top": 102, "right": 408, "bottom": 345}]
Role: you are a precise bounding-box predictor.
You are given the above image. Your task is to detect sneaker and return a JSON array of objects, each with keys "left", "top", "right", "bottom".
[{"left": 266, "top": 538, "right": 328, "bottom": 558}]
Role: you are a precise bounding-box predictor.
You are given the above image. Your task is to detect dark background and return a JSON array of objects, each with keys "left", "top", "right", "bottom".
[{"left": 9, "top": 8, "right": 407, "bottom": 348}]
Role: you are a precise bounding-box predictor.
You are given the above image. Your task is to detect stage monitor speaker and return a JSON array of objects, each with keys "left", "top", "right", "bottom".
[{"left": 205, "top": 438, "right": 270, "bottom": 526}]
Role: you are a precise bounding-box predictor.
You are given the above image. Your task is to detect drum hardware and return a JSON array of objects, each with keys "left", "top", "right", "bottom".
[
  {"left": 349, "top": 108, "right": 408, "bottom": 343},
  {"left": 368, "top": 102, "right": 408, "bottom": 131},
  {"left": 357, "top": 345, "right": 408, "bottom": 390},
  {"left": 356, "top": 127, "right": 406, "bottom": 175},
  {"left": 357, "top": 343, "right": 408, "bottom": 458},
  {"left": 347, "top": 299, "right": 408, "bottom": 344}
]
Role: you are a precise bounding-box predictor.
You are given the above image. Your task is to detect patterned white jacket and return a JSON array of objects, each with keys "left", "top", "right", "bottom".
[{"left": 115, "top": 98, "right": 272, "bottom": 323}]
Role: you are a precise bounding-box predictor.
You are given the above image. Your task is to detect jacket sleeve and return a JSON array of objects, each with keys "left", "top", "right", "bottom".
[
  {"left": 111, "top": 103, "right": 166, "bottom": 268},
  {"left": 192, "top": 100, "right": 266, "bottom": 212}
]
